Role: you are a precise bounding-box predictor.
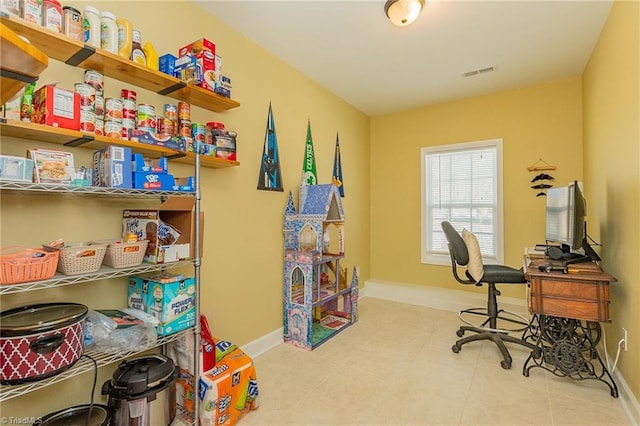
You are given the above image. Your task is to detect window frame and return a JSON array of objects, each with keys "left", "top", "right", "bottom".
[{"left": 421, "top": 139, "right": 504, "bottom": 266}]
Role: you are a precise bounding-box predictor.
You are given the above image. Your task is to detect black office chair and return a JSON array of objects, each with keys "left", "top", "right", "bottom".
[{"left": 441, "top": 221, "right": 537, "bottom": 369}]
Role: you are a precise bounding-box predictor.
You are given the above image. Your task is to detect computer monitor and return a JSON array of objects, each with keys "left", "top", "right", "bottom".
[{"left": 545, "top": 181, "right": 600, "bottom": 262}]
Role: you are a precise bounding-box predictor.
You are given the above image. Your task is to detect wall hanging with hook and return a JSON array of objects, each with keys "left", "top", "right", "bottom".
[{"left": 527, "top": 159, "right": 556, "bottom": 196}]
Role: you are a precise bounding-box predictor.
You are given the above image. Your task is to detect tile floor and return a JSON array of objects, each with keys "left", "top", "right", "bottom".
[{"left": 241, "top": 297, "right": 631, "bottom": 425}]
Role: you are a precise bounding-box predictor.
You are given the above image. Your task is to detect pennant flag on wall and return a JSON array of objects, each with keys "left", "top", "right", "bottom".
[
  {"left": 332, "top": 133, "right": 344, "bottom": 197},
  {"left": 301, "top": 120, "right": 318, "bottom": 186},
  {"left": 257, "top": 103, "right": 283, "bottom": 191}
]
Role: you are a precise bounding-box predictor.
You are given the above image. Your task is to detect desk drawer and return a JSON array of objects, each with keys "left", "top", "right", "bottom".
[
  {"left": 534, "top": 279, "right": 607, "bottom": 301},
  {"left": 529, "top": 277, "right": 611, "bottom": 322},
  {"left": 530, "top": 293, "right": 610, "bottom": 322}
]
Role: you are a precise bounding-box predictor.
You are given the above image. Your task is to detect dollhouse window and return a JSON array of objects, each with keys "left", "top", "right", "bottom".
[
  {"left": 299, "top": 224, "right": 317, "bottom": 252},
  {"left": 290, "top": 266, "right": 305, "bottom": 305}
]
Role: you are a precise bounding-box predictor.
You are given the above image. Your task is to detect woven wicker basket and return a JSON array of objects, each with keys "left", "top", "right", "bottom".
[
  {"left": 43, "top": 242, "right": 108, "bottom": 275},
  {"left": 101, "top": 240, "right": 149, "bottom": 268}
]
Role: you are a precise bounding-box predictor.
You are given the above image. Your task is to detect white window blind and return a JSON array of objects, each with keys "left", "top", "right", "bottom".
[{"left": 421, "top": 139, "right": 503, "bottom": 265}]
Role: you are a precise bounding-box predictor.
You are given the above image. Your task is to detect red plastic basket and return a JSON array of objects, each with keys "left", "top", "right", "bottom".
[{"left": 0, "top": 246, "right": 59, "bottom": 285}]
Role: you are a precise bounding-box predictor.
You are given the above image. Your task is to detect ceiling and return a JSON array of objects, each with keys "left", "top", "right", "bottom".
[{"left": 196, "top": 0, "right": 613, "bottom": 117}]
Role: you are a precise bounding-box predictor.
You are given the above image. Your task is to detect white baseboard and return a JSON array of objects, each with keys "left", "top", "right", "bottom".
[
  {"left": 612, "top": 363, "right": 640, "bottom": 425},
  {"left": 363, "top": 278, "right": 528, "bottom": 314},
  {"left": 240, "top": 327, "right": 283, "bottom": 359}
]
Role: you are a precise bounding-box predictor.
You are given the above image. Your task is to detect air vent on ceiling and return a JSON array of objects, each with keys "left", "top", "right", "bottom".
[{"left": 462, "top": 66, "right": 495, "bottom": 78}]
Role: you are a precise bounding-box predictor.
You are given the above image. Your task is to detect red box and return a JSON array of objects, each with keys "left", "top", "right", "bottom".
[
  {"left": 179, "top": 39, "right": 216, "bottom": 92},
  {"left": 178, "top": 38, "right": 215, "bottom": 57},
  {"left": 31, "top": 85, "right": 80, "bottom": 130}
]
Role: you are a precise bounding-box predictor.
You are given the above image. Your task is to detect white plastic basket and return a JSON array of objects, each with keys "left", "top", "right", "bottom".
[
  {"left": 101, "top": 240, "right": 149, "bottom": 268},
  {"left": 43, "top": 242, "right": 108, "bottom": 275}
]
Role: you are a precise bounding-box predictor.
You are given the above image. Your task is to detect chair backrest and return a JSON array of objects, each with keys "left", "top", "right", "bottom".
[
  {"left": 441, "top": 221, "right": 475, "bottom": 285},
  {"left": 441, "top": 221, "right": 469, "bottom": 266}
]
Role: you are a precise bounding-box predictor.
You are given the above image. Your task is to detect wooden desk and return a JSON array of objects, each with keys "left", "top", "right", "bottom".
[{"left": 522, "top": 255, "right": 618, "bottom": 397}]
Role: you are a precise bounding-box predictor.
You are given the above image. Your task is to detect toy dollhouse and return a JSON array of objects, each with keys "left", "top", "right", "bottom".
[{"left": 283, "top": 184, "right": 359, "bottom": 350}]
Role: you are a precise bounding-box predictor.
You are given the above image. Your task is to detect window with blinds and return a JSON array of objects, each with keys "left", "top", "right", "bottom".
[{"left": 421, "top": 139, "right": 504, "bottom": 265}]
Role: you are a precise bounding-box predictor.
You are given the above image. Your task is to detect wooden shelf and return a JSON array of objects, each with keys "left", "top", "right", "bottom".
[
  {"left": 0, "top": 21, "right": 48, "bottom": 103},
  {"left": 1, "top": 119, "right": 240, "bottom": 169},
  {"left": 0, "top": 15, "right": 239, "bottom": 113}
]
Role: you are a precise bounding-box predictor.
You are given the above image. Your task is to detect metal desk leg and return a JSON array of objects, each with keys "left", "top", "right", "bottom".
[{"left": 522, "top": 315, "right": 618, "bottom": 398}]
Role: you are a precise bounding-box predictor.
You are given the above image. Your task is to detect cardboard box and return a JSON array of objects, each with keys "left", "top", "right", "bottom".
[
  {"left": 129, "top": 129, "right": 187, "bottom": 151},
  {"left": 179, "top": 38, "right": 215, "bottom": 57},
  {"left": 31, "top": 84, "right": 80, "bottom": 130},
  {"left": 0, "top": 155, "right": 33, "bottom": 182},
  {"left": 122, "top": 197, "right": 203, "bottom": 264},
  {"left": 174, "top": 54, "right": 202, "bottom": 85},
  {"left": 133, "top": 172, "right": 175, "bottom": 190},
  {"left": 27, "top": 148, "right": 75, "bottom": 184},
  {"left": 178, "top": 38, "right": 216, "bottom": 91},
  {"left": 159, "top": 53, "right": 177, "bottom": 76},
  {"left": 172, "top": 176, "right": 194, "bottom": 192},
  {"left": 132, "top": 153, "right": 169, "bottom": 173},
  {"left": 93, "top": 146, "right": 133, "bottom": 188},
  {"left": 128, "top": 274, "right": 196, "bottom": 336}
]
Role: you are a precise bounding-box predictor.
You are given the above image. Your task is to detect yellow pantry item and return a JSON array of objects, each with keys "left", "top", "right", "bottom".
[
  {"left": 143, "top": 41, "right": 159, "bottom": 70},
  {"left": 116, "top": 18, "right": 133, "bottom": 59}
]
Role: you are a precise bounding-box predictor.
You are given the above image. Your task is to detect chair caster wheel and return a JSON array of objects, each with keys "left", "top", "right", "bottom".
[
  {"left": 452, "top": 344, "right": 461, "bottom": 353},
  {"left": 523, "top": 370, "right": 530, "bottom": 377},
  {"left": 456, "top": 329, "right": 464, "bottom": 337},
  {"left": 500, "top": 360, "right": 512, "bottom": 369}
]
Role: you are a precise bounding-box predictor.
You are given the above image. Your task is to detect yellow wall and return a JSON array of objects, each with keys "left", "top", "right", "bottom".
[
  {"left": 370, "top": 77, "right": 584, "bottom": 299},
  {"left": 0, "top": 0, "right": 370, "bottom": 417},
  {"left": 582, "top": 0, "right": 640, "bottom": 403}
]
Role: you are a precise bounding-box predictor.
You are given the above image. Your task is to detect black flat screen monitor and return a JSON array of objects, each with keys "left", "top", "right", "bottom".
[{"left": 545, "top": 181, "right": 585, "bottom": 251}]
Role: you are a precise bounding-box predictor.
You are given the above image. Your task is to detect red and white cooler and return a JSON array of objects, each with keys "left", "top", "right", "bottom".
[{"left": 0, "top": 303, "right": 88, "bottom": 384}]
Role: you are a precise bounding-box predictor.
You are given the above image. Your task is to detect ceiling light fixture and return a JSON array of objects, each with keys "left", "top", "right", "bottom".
[{"left": 384, "top": 0, "right": 425, "bottom": 27}]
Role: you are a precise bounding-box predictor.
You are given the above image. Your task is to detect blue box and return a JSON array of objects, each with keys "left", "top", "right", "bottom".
[
  {"left": 128, "top": 275, "right": 196, "bottom": 336},
  {"left": 132, "top": 153, "right": 169, "bottom": 173},
  {"left": 172, "top": 176, "right": 194, "bottom": 192},
  {"left": 93, "top": 146, "right": 133, "bottom": 188},
  {"left": 128, "top": 129, "right": 186, "bottom": 151},
  {"left": 133, "top": 172, "right": 175, "bottom": 190},
  {"left": 174, "top": 54, "right": 202, "bottom": 85},
  {"left": 159, "top": 54, "right": 177, "bottom": 76}
]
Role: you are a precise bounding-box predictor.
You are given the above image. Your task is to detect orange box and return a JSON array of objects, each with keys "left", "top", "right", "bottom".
[{"left": 31, "top": 84, "right": 80, "bottom": 130}]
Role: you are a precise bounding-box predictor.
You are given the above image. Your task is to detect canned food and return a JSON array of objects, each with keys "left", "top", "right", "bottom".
[
  {"left": 121, "top": 89, "right": 137, "bottom": 111},
  {"left": 191, "top": 122, "right": 206, "bottom": 144},
  {"left": 94, "top": 96, "right": 105, "bottom": 119},
  {"left": 94, "top": 117, "right": 104, "bottom": 136},
  {"left": 105, "top": 98, "right": 123, "bottom": 121},
  {"left": 164, "top": 104, "right": 177, "bottom": 120},
  {"left": 122, "top": 108, "right": 136, "bottom": 120},
  {"left": 104, "top": 120, "right": 122, "bottom": 139},
  {"left": 137, "top": 104, "right": 156, "bottom": 130},
  {"left": 20, "top": 0, "right": 41, "bottom": 24},
  {"left": 62, "top": 6, "right": 82, "bottom": 41},
  {"left": 79, "top": 109, "right": 96, "bottom": 133},
  {"left": 177, "top": 101, "right": 190, "bottom": 120},
  {"left": 74, "top": 83, "right": 95, "bottom": 111},
  {"left": 157, "top": 117, "right": 175, "bottom": 136},
  {"left": 84, "top": 70, "right": 104, "bottom": 95},
  {"left": 122, "top": 118, "right": 136, "bottom": 139},
  {"left": 178, "top": 119, "right": 191, "bottom": 137},
  {"left": 42, "top": 0, "right": 62, "bottom": 33}
]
